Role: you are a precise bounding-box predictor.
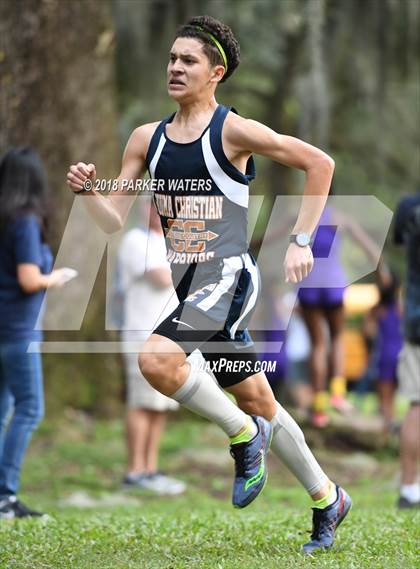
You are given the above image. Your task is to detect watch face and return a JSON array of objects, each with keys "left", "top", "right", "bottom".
[{"left": 296, "top": 233, "right": 310, "bottom": 247}]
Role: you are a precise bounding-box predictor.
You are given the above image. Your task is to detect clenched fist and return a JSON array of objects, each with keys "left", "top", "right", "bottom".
[
  {"left": 66, "top": 162, "right": 96, "bottom": 193},
  {"left": 284, "top": 243, "right": 314, "bottom": 283}
]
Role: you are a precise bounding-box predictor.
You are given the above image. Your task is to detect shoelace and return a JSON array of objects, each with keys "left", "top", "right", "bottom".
[
  {"left": 310, "top": 508, "right": 336, "bottom": 541},
  {"left": 230, "top": 445, "right": 247, "bottom": 477},
  {"left": 230, "top": 443, "right": 262, "bottom": 477}
]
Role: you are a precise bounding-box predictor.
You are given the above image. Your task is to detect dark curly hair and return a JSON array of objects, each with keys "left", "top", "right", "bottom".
[{"left": 174, "top": 15, "right": 240, "bottom": 83}]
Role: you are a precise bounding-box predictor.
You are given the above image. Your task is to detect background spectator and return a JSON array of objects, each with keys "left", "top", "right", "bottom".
[
  {"left": 362, "top": 267, "right": 403, "bottom": 433},
  {"left": 394, "top": 191, "right": 420, "bottom": 509},
  {"left": 0, "top": 147, "right": 71, "bottom": 518},
  {"left": 117, "top": 197, "right": 186, "bottom": 495},
  {"left": 298, "top": 202, "right": 383, "bottom": 427}
]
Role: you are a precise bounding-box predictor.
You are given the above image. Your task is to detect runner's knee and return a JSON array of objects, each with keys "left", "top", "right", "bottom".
[
  {"left": 138, "top": 350, "right": 178, "bottom": 392},
  {"left": 237, "top": 393, "right": 276, "bottom": 419}
]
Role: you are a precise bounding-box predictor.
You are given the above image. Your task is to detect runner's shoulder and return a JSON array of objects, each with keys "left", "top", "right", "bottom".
[
  {"left": 130, "top": 121, "right": 161, "bottom": 143},
  {"left": 224, "top": 112, "right": 265, "bottom": 148},
  {"left": 224, "top": 110, "right": 250, "bottom": 134},
  {"left": 126, "top": 122, "right": 161, "bottom": 158}
]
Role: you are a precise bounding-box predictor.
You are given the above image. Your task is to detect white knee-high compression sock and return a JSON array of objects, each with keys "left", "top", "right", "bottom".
[
  {"left": 270, "top": 403, "right": 329, "bottom": 496},
  {"left": 171, "top": 363, "right": 252, "bottom": 437}
]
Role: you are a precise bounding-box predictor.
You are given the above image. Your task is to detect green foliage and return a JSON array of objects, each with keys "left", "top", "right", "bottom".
[{"left": 113, "top": 0, "right": 419, "bottom": 206}]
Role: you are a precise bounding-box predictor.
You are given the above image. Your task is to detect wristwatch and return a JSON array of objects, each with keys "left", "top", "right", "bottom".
[{"left": 289, "top": 233, "right": 311, "bottom": 247}]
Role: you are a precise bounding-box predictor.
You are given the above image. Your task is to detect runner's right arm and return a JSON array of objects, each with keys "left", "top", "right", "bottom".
[{"left": 66, "top": 123, "right": 158, "bottom": 233}]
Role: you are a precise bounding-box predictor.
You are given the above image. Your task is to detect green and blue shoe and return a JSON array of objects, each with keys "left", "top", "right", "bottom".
[{"left": 230, "top": 416, "right": 272, "bottom": 508}]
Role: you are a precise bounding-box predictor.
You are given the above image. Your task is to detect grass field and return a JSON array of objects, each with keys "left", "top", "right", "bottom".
[{"left": 0, "top": 412, "right": 418, "bottom": 568}]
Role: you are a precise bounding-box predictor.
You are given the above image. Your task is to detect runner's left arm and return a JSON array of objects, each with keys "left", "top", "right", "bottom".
[{"left": 225, "top": 116, "right": 334, "bottom": 283}]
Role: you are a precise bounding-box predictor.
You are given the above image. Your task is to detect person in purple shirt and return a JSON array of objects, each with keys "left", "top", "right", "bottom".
[
  {"left": 363, "top": 269, "right": 403, "bottom": 432},
  {"left": 297, "top": 206, "right": 348, "bottom": 427},
  {"left": 0, "top": 147, "right": 69, "bottom": 519},
  {"left": 297, "top": 200, "right": 383, "bottom": 428}
]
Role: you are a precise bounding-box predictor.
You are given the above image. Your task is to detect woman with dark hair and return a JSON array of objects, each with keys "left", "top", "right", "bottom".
[
  {"left": 0, "top": 147, "right": 70, "bottom": 518},
  {"left": 67, "top": 16, "right": 351, "bottom": 553}
]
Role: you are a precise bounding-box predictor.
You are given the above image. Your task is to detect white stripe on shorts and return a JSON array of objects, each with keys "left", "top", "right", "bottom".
[
  {"left": 229, "top": 253, "right": 259, "bottom": 339},
  {"left": 196, "top": 256, "right": 243, "bottom": 312}
]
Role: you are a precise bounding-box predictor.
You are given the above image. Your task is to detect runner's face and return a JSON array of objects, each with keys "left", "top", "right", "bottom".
[{"left": 167, "top": 38, "right": 222, "bottom": 101}]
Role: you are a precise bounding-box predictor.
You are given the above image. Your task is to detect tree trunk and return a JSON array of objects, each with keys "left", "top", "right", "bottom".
[
  {"left": 0, "top": 0, "right": 119, "bottom": 222},
  {"left": 0, "top": 0, "right": 122, "bottom": 417},
  {"left": 300, "top": 0, "right": 330, "bottom": 149}
]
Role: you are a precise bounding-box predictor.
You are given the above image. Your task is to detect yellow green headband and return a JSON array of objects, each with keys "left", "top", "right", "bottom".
[{"left": 195, "top": 26, "right": 228, "bottom": 71}]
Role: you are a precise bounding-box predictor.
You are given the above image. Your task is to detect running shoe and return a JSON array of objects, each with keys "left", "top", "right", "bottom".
[
  {"left": 121, "top": 473, "right": 148, "bottom": 489},
  {"left": 230, "top": 415, "right": 272, "bottom": 509},
  {"left": 397, "top": 496, "right": 420, "bottom": 509},
  {"left": 302, "top": 485, "right": 352, "bottom": 554},
  {"left": 141, "top": 472, "right": 186, "bottom": 496},
  {"left": 0, "top": 496, "right": 46, "bottom": 519},
  {"left": 122, "top": 472, "right": 186, "bottom": 495}
]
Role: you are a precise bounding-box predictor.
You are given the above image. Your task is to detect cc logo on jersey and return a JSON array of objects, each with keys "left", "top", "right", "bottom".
[{"left": 166, "top": 219, "right": 218, "bottom": 253}]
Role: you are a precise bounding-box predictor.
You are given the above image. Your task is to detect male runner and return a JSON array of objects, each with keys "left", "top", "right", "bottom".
[{"left": 67, "top": 15, "right": 351, "bottom": 553}]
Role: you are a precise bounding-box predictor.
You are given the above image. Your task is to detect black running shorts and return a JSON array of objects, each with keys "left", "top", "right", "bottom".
[{"left": 154, "top": 253, "right": 261, "bottom": 387}]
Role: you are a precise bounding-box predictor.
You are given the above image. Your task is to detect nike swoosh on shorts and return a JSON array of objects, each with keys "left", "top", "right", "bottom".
[{"left": 172, "top": 317, "right": 195, "bottom": 330}]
